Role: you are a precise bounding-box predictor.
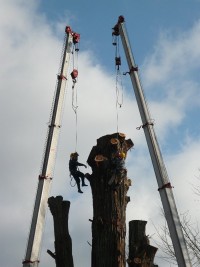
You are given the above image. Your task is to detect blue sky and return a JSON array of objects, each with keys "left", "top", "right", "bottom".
[
  {"left": 38, "top": 0, "right": 200, "bottom": 67},
  {"left": 1, "top": 0, "right": 200, "bottom": 267},
  {"left": 37, "top": 0, "right": 200, "bottom": 152}
]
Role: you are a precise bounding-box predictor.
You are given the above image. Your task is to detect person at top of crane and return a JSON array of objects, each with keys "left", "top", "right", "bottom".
[{"left": 69, "top": 152, "right": 88, "bottom": 193}]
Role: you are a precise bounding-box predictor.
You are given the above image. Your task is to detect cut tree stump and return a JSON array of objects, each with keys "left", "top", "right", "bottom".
[
  {"left": 127, "top": 220, "right": 158, "bottom": 267},
  {"left": 86, "top": 133, "right": 134, "bottom": 267},
  {"left": 48, "top": 196, "right": 74, "bottom": 267}
]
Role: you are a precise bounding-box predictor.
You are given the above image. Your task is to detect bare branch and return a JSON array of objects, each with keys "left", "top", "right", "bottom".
[{"left": 152, "top": 210, "right": 200, "bottom": 266}]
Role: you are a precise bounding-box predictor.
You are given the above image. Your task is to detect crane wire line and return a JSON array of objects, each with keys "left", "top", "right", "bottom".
[
  {"left": 116, "top": 69, "right": 124, "bottom": 107},
  {"left": 116, "top": 70, "right": 124, "bottom": 133},
  {"left": 69, "top": 43, "right": 80, "bottom": 187},
  {"left": 115, "top": 36, "right": 124, "bottom": 134},
  {"left": 71, "top": 44, "right": 79, "bottom": 152},
  {"left": 72, "top": 81, "right": 78, "bottom": 152}
]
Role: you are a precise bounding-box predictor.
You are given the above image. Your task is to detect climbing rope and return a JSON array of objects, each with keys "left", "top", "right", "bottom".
[
  {"left": 66, "top": 30, "right": 80, "bottom": 188},
  {"left": 71, "top": 79, "right": 78, "bottom": 152},
  {"left": 70, "top": 175, "right": 76, "bottom": 187},
  {"left": 71, "top": 35, "right": 80, "bottom": 152},
  {"left": 115, "top": 69, "right": 124, "bottom": 132}
]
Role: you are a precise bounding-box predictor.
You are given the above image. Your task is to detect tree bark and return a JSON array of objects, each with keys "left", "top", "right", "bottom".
[
  {"left": 48, "top": 196, "right": 74, "bottom": 267},
  {"left": 128, "top": 220, "right": 158, "bottom": 267},
  {"left": 86, "top": 133, "right": 134, "bottom": 267}
]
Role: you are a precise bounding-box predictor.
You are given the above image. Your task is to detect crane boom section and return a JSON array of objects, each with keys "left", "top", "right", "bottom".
[
  {"left": 23, "top": 30, "right": 73, "bottom": 267},
  {"left": 114, "top": 16, "right": 191, "bottom": 267}
]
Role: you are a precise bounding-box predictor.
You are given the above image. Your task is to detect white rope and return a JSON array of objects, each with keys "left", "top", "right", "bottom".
[
  {"left": 72, "top": 81, "right": 78, "bottom": 152},
  {"left": 115, "top": 36, "right": 124, "bottom": 133}
]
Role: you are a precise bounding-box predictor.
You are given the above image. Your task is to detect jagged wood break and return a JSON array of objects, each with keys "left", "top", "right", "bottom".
[
  {"left": 128, "top": 220, "right": 158, "bottom": 267},
  {"left": 86, "top": 133, "right": 134, "bottom": 267},
  {"left": 48, "top": 196, "right": 74, "bottom": 267}
]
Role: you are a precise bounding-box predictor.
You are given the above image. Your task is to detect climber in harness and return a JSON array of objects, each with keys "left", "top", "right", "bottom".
[
  {"left": 108, "top": 138, "right": 126, "bottom": 185},
  {"left": 69, "top": 152, "right": 88, "bottom": 193},
  {"left": 108, "top": 151, "right": 126, "bottom": 186}
]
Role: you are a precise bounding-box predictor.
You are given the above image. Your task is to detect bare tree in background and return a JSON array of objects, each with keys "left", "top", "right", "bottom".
[
  {"left": 192, "top": 170, "right": 200, "bottom": 198},
  {"left": 153, "top": 210, "right": 200, "bottom": 266}
]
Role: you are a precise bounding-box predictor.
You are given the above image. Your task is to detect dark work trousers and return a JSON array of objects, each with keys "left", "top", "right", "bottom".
[{"left": 71, "top": 171, "right": 85, "bottom": 190}]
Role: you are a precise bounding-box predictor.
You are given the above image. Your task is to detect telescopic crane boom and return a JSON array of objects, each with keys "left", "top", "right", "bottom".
[
  {"left": 112, "top": 16, "right": 192, "bottom": 267},
  {"left": 23, "top": 26, "right": 79, "bottom": 267}
]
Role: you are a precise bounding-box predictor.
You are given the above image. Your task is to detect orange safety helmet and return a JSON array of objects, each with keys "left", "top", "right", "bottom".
[
  {"left": 70, "top": 152, "right": 79, "bottom": 159},
  {"left": 116, "top": 151, "right": 126, "bottom": 159}
]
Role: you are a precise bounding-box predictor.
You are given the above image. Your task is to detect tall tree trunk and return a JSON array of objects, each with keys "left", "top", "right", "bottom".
[
  {"left": 48, "top": 196, "right": 74, "bottom": 267},
  {"left": 87, "top": 133, "right": 134, "bottom": 267},
  {"left": 128, "top": 220, "right": 158, "bottom": 267}
]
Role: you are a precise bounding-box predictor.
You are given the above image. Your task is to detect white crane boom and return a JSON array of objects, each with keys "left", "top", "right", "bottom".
[
  {"left": 23, "top": 26, "right": 78, "bottom": 267},
  {"left": 113, "top": 16, "right": 191, "bottom": 267}
]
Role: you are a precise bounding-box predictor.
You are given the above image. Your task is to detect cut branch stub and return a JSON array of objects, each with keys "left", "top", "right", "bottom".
[
  {"left": 128, "top": 220, "right": 158, "bottom": 267},
  {"left": 87, "top": 133, "right": 133, "bottom": 267}
]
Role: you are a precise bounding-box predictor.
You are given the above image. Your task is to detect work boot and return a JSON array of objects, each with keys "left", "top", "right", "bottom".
[
  {"left": 82, "top": 178, "right": 88, "bottom": 186},
  {"left": 77, "top": 183, "right": 83, "bottom": 193}
]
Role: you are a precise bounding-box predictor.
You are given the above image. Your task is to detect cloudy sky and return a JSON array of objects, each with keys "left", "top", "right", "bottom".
[{"left": 1, "top": 0, "right": 200, "bottom": 266}]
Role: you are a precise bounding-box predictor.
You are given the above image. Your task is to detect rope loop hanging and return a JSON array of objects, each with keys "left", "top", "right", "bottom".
[{"left": 70, "top": 176, "right": 76, "bottom": 187}]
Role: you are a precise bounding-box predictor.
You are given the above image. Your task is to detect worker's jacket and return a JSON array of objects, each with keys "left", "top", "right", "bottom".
[{"left": 69, "top": 159, "right": 85, "bottom": 175}]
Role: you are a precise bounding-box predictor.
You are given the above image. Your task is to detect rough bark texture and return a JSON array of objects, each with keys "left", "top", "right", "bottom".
[
  {"left": 128, "top": 220, "right": 158, "bottom": 267},
  {"left": 86, "top": 133, "right": 134, "bottom": 267},
  {"left": 48, "top": 196, "right": 74, "bottom": 267}
]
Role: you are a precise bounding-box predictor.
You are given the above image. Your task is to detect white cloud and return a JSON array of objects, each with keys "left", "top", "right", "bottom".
[
  {"left": 167, "top": 138, "right": 200, "bottom": 215},
  {"left": 140, "top": 21, "right": 200, "bottom": 145},
  {"left": 143, "top": 20, "right": 200, "bottom": 87}
]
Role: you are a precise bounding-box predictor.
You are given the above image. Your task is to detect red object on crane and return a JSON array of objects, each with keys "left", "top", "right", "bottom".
[
  {"left": 73, "top": 33, "right": 80, "bottom": 44},
  {"left": 118, "top": 15, "right": 125, "bottom": 23},
  {"left": 71, "top": 69, "right": 78, "bottom": 80},
  {"left": 112, "top": 16, "right": 125, "bottom": 36},
  {"left": 65, "top": 26, "right": 80, "bottom": 44},
  {"left": 65, "top": 26, "right": 72, "bottom": 34}
]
